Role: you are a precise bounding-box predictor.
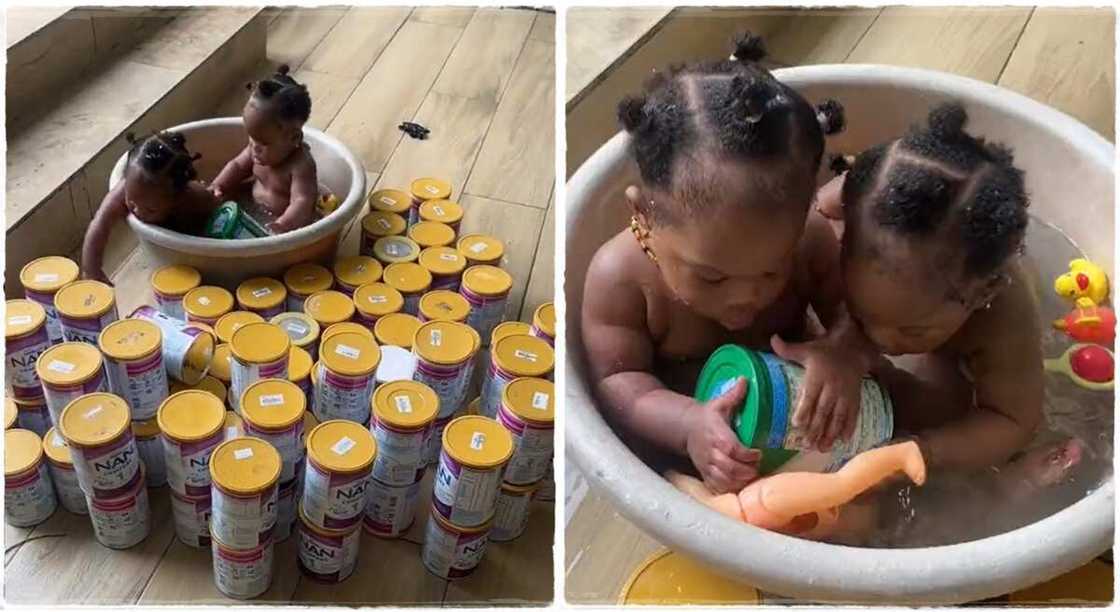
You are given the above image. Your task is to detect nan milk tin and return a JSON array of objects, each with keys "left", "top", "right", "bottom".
[
  {"left": 481, "top": 321, "right": 532, "bottom": 390},
  {"left": 315, "top": 333, "right": 381, "bottom": 424},
  {"left": 433, "top": 415, "right": 514, "bottom": 527},
  {"left": 58, "top": 393, "right": 139, "bottom": 499},
  {"left": 225, "top": 410, "right": 245, "bottom": 440},
  {"left": 132, "top": 418, "right": 168, "bottom": 487},
  {"left": 284, "top": 263, "right": 334, "bottom": 313},
  {"left": 302, "top": 420, "right": 377, "bottom": 531},
  {"left": 170, "top": 375, "right": 228, "bottom": 403},
  {"left": 490, "top": 480, "right": 539, "bottom": 542},
  {"left": 289, "top": 346, "right": 314, "bottom": 403},
  {"left": 321, "top": 321, "right": 376, "bottom": 346},
  {"left": 6, "top": 428, "right": 57, "bottom": 526},
  {"left": 210, "top": 531, "right": 275, "bottom": 600},
  {"left": 360, "top": 211, "right": 408, "bottom": 257},
  {"left": 374, "top": 312, "right": 421, "bottom": 349},
  {"left": 13, "top": 398, "right": 50, "bottom": 437},
  {"left": 363, "top": 477, "right": 422, "bottom": 538},
  {"left": 413, "top": 321, "right": 479, "bottom": 420},
  {"left": 353, "top": 282, "right": 404, "bottom": 328},
  {"left": 171, "top": 487, "right": 212, "bottom": 548},
  {"left": 334, "top": 256, "right": 383, "bottom": 296},
  {"left": 229, "top": 322, "right": 290, "bottom": 413},
  {"left": 408, "top": 221, "right": 456, "bottom": 250},
  {"left": 369, "top": 188, "right": 411, "bottom": 217},
  {"left": 422, "top": 509, "right": 491, "bottom": 579},
  {"left": 209, "top": 344, "right": 233, "bottom": 399},
  {"left": 383, "top": 262, "right": 432, "bottom": 316},
  {"left": 20, "top": 256, "right": 79, "bottom": 343},
  {"left": 6, "top": 299, "right": 51, "bottom": 402},
  {"left": 151, "top": 264, "right": 202, "bottom": 320},
  {"left": 456, "top": 234, "right": 504, "bottom": 268},
  {"left": 418, "top": 199, "right": 463, "bottom": 233},
  {"left": 241, "top": 379, "right": 306, "bottom": 482},
  {"left": 236, "top": 278, "right": 287, "bottom": 320},
  {"left": 37, "top": 342, "right": 106, "bottom": 425},
  {"left": 480, "top": 334, "right": 554, "bottom": 418},
  {"left": 215, "top": 311, "right": 265, "bottom": 345},
  {"left": 694, "top": 345, "right": 894, "bottom": 474},
  {"left": 530, "top": 302, "right": 555, "bottom": 346},
  {"left": 460, "top": 265, "right": 513, "bottom": 344},
  {"left": 55, "top": 280, "right": 118, "bottom": 345},
  {"left": 373, "top": 235, "right": 422, "bottom": 267},
  {"left": 209, "top": 437, "right": 281, "bottom": 549},
  {"left": 271, "top": 312, "right": 320, "bottom": 360},
  {"left": 419, "top": 246, "right": 467, "bottom": 292},
  {"left": 371, "top": 381, "right": 438, "bottom": 486},
  {"left": 130, "top": 305, "right": 216, "bottom": 385},
  {"left": 5, "top": 399, "right": 16, "bottom": 430},
  {"left": 99, "top": 319, "right": 168, "bottom": 421},
  {"left": 418, "top": 290, "right": 471, "bottom": 324},
  {"left": 87, "top": 466, "right": 150, "bottom": 549},
  {"left": 497, "top": 378, "right": 554, "bottom": 485},
  {"left": 183, "top": 285, "right": 235, "bottom": 326},
  {"left": 297, "top": 504, "right": 361, "bottom": 583},
  {"left": 409, "top": 177, "right": 452, "bottom": 226},
  {"left": 158, "top": 390, "right": 227, "bottom": 496},
  {"left": 275, "top": 471, "right": 300, "bottom": 542},
  {"left": 43, "top": 427, "right": 88, "bottom": 514},
  {"left": 303, "top": 290, "right": 356, "bottom": 330}
]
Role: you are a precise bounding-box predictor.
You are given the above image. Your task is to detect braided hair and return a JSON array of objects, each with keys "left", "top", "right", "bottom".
[
  {"left": 125, "top": 131, "right": 201, "bottom": 192},
  {"left": 247, "top": 64, "right": 312, "bottom": 124},
  {"left": 838, "top": 103, "right": 1029, "bottom": 279},
  {"left": 617, "top": 33, "right": 845, "bottom": 225}
]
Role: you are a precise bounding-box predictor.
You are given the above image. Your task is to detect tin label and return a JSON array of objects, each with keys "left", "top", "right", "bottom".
[
  {"left": 298, "top": 523, "right": 360, "bottom": 580},
  {"left": 211, "top": 485, "right": 277, "bottom": 549},
  {"left": 106, "top": 350, "right": 168, "bottom": 421},
  {"left": 301, "top": 461, "right": 370, "bottom": 530},
  {"left": 89, "top": 486, "right": 150, "bottom": 548},
  {"left": 5, "top": 464, "right": 58, "bottom": 526},
  {"left": 163, "top": 433, "right": 223, "bottom": 497},
  {"left": 171, "top": 492, "right": 212, "bottom": 548},
  {"left": 212, "top": 540, "right": 273, "bottom": 599},
  {"left": 491, "top": 487, "right": 533, "bottom": 541},
  {"left": 372, "top": 422, "right": 426, "bottom": 486},
  {"left": 363, "top": 479, "right": 421, "bottom": 536},
  {"left": 71, "top": 434, "right": 140, "bottom": 497},
  {"left": 422, "top": 518, "right": 488, "bottom": 578},
  {"left": 433, "top": 453, "right": 501, "bottom": 527},
  {"left": 136, "top": 435, "right": 168, "bottom": 487},
  {"left": 47, "top": 462, "right": 88, "bottom": 515}
]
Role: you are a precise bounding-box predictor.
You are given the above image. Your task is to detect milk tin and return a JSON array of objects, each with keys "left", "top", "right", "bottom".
[
  {"left": 372, "top": 235, "right": 422, "bottom": 267},
  {"left": 211, "top": 531, "right": 274, "bottom": 600},
  {"left": 408, "top": 221, "right": 456, "bottom": 250},
  {"left": 132, "top": 418, "right": 168, "bottom": 487},
  {"left": 432, "top": 416, "right": 514, "bottom": 527},
  {"left": 497, "top": 378, "right": 554, "bottom": 485},
  {"left": 297, "top": 504, "right": 361, "bottom": 583},
  {"left": 418, "top": 199, "right": 463, "bottom": 233},
  {"left": 87, "top": 469, "right": 150, "bottom": 549},
  {"left": 214, "top": 311, "right": 265, "bottom": 345},
  {"left": 353, "top": 282, "right": 404, "bottom": 327},
  {"left": 334, "top": 256, "right": 384, "bottom": 296},
  {"left": 171, "top": 488, "right": 212, "bottom": 548},
  {"left": 373, "top": 313, "right": 422, "bottom": 349},
  {"left": 37, "top": 342, "right": 106, "bottom": 424},
  {"left": 490, "top": 480, "right": 538, "bottom": 542},
  {"left": 481, "top": 334, "right": 555, "bottom": 419},
  {"left": 302, "top": 420, "right": 377, "bottom": 531},
  {"left": 20, "top": 256, "right": 79, "bottom": 343},
  {"left": 271, "top": 312, "right": 320, "bottom": 360},
  {"left": 418, "top": 290, "right": 471, "bottom": 324},
  {"left": 236, "top": 278, "right": 287, "bottom": 320},
  {"left": 362, "top": 477, "right": 422, "bottom": 538},
  {"left": 6, "top": 429, "right": 57, "bottom": 526},
  {"left": 422, "top": 509, "right": 491, "bottom": 579},
  {"left": 371, "top": 381, "right": 438, "bottom": 485},
  {"left": 240, "top": 379, "right": 306, "bottom": 482},
  {"left": 460, "top": 266, "right": 513, "bottom": 344},
  {"left": 55, "top": 280, "right": 119, "bottom": 345},
  {"left": 183, "top": 286, "right": 235, "bottom": 326},
  {"left": 361, "top": 211, "right": 408, "bottom": 256},
  {"left": 383, "top": 263, "right": 432, "bottom": 316},
  {"left": 284, "top": 263, "right": 334, "bottom": 313},
  {"left": 303, "top": 290, "right": 356, "bottom": 331},
  {"left": 99, "top": 319, "right": 168, "bottom": 421},
  {"left": 409, "top": 177, "right": 452, "bottom": 226},
  {"left": 151, "top": 265, "right": 202, "bottom": 320},
  {"left": 13, "top": 398, "right": 50, "bottom": 437},
  {"left": 314, "top": 333, "right": 380, "bottom": 424},
  {"left": 530, "top": 302, "right": 555, "bottom": 346},
  {"left": 130, "top": 305, "right": 216, "bottom": 385},
  {"left": 209, "top": 437, "right": 281, "bottom": 549},
  {"left": 158, "top": 390, "right": 226, "bottom": 496},
  {"left": 229, "top": 323, "right": 291, "bottom": 413},
  {"left": 456, "top": 234, "right": 504, "bottom": 267},
  {"left": 413, "top": 321, "right": 478, "bottom": 420},
  {"left": 58, "top": 393, "right": 140, "bottom": 499},
  {"left": 42, "top": 427, "right": 87, "bottom": 514},
  {"left": 6, "top": 299, "right": 51, "bottom": 402},
  {"left": 418, "top": 246, "right": 467, "bottom": 291}
]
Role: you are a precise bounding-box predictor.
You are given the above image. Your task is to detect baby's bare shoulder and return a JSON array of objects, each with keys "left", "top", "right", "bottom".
[
  {"left": 585, "top": 232, "right": 657, "bottom": 315},
  {"left": 953, "top": 264, "right": 1042, "bottom": 363}
]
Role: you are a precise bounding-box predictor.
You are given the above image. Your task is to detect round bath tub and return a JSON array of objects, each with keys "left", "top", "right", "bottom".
[
  {"left": 109, "top": 118, "right": 366, "bottom": 289},
  {"left": 565, "top": 64, "right": 1114, "bottom": 604}
]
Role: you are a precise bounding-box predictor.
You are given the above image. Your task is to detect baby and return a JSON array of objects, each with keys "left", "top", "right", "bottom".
[
  {"left": 209, "top": 65, "right": 319, "bottom": 233},
  {"left": 582, "top": 34, "right": 871, "bottom": 495},
  {"left": 818, "top": 103, "right": 1042, "bottom": 474},
  {"left": 81, "top": 132, "right": 218, "bottom": 282}
]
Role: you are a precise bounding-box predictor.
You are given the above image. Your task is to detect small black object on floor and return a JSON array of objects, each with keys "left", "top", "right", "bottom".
[{"left": 399, "top": 121, "right": 430, "bottom": 140}]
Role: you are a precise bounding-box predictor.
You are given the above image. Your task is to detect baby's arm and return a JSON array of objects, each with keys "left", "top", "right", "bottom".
[
  {"left": 209, "top": 146, "right": 254, "bottom": 199},
  {"left": 270, "top": 156, "right": 317, "bottom": 232},
  {"left": 81, "top": 183, "right": 129, "bottom": 283}
]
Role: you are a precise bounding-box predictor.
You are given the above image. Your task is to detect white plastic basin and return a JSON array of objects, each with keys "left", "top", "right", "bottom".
[{"left": 565, "top": 64, "right": 1114, "bottom": 604}]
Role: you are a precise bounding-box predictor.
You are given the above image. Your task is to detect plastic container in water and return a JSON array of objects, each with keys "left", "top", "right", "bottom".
[
  {"left": 36, "top": 342, "right": 106, "bottom": 425},
  {"left": 374, "top": 313, "right": 422, "bottom": 349},
  {"left": 54, "top": 280, "right": 119, "bottom": 345},
  {"left": 99, "top": 319, "right": 168, "bottom": 421},
  {"left": 229, "top": 323, "right": 290, "bottom": 413},
  {"left": 409, "top": 177, "right": 452, "bottom": 226},
  {"left": 209, "top": 437, "right": 281, "bottom": 549},
  {"left": 129, "top": 305, "right": 216, "bottom": 385},
  {"left": 59, "top": 393, "right": 140, "bottom": 499},
  {"left": 283, "top": 263, "right": 334, "bottom": 314},
  {"left": 315, "top": 333, "right": 380, "bottom": 424},
  {"left": 132, "top": 418, "right": 167, "bottom": 488},
  {"left": 418, "top": 199, "right": 463, "bottom": 233},
  {"left": 20, "top": 256, "right": 80, "bottom": 343},
  {"left": 303, "top": 290, "right": 356, "bottom": 330},
  {"left": 214, "top": 311, "right": 265, "bottom": 345},
  {"left": 353, "top": 283, "right": 405, "bottom": 327},
  {"left": 6, "top": 299, "right": 51, "bottom": 403},
  {"left": 497, "top": 377, "right": 554, "bottom": 486},
  {"left": 419, "top": 246, "right": 468, "bottom": 292},
  {"left": 456, "top": 234, "right": 504, "bottom": 268},
  {"left": 236, "top": 278, "right": 287, "bottom": 320},
  {"left": 361, "top": 211, "right": 408, "bottom": 257},
  {"left": 183, "top": 286, "right": 235, "bottom": 327},
  {"left": 158, "top": 390, "right": 227, "bottom": 496},
  {"left": 480, "top": 335, "right": 554, "bottom": 418},
  {"left": 433, "top": 415, "right": 513, "bottom": 527},
  {"left": 271, "top": 313, "right": 320, "bottom": 360},
  {"left": 460, "top": 266, "right": 513, "bottom": 345},
  {"left": 371, "top": 381, "right": 438, "bottom": 486},
  {"left": 42, "top": 427, "right": 88, "bottom": 514},
  {"left": 302, "top": 420, "right": 377, "bottom": 531},
  {"left": 408, "top": 221, "right": 456, "bottom": 250},
  {"left": 6, "top": 428, "right": 57, "bottom": 526},
  {"left": 333, "top": 256, "right": 383, "bottom": 296},
  {"left": 383, "top": 263, "right": 432, "bottom": 316},
  {"left": 150, "top": 264, "right": 202, "bottom": 321},
  {"left": 694, "top": 345, "right": 894, "bottom": 474}
]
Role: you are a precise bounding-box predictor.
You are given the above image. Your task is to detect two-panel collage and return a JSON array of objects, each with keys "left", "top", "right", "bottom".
[{"left": 1, "top": 3, "right": 1114, "bottom": 609}]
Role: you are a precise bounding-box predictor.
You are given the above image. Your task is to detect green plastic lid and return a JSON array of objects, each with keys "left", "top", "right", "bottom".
[{"left": 205, "top": 202, "right": 240, "bottom": 239}]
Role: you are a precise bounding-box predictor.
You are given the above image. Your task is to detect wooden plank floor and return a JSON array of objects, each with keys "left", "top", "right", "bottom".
[
  {"left": 565, "top": 6, "right": 1114, "bottom": 603},
  {"left": 6, "top": 7, "right": 555, "bottom": 606}
]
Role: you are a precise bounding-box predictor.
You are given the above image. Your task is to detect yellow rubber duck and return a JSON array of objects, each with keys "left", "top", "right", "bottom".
[{"left": 1055, "top": 259, "right": 1109, "bottom": 307}]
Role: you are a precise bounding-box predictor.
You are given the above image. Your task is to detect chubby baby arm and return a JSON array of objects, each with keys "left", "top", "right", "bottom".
[
  {"left": 209, "top": 146, "right": 254, "bottom": 199},
  {"left": 80, "top": 183, "right": 129, "bottom": 283},
  {"left": 270, "top": 156, "right": 318, "bottom": 233}
]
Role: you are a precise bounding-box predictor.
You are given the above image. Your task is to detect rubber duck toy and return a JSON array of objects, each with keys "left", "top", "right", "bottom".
[
  {"left": 1044, "top": 343, "right": 1114, "bottom": 391},
  {"left": 1053, "top": 303, "right": 1116, "bottom": 345},
  {"left": 667, "top": 440, "right": 926, "bottom": 542},
  {"left": 1054, "top": 259, "right": 1110, "bottom": 307}
]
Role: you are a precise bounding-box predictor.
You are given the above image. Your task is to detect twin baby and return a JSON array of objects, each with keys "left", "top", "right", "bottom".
[
  {"left": 81, "top": 66, "right": 318, "bottom": 282},
  {"left": 583, "top": 33, "right": 1050, "bottom": 496}
]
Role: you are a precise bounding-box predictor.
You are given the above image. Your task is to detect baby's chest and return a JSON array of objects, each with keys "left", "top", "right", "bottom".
[{"left": 252, "top": 164, "right": 291, "bottom": 190}]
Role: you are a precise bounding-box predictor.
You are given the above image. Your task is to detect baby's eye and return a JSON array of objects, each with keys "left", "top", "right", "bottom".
[{"left": 698, "top": 273, "right": 728, "bottom": 285}]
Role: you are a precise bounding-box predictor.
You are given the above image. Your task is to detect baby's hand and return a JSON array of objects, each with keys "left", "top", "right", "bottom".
[
  {"left": 771, "top": 335, "right": 865, "bottom": 452},
  {"left": 686, "top": 377, "right": 762, "bottom": 494},
  {"left": 209, "top": 184, "right": 225, "bottom": 201}
]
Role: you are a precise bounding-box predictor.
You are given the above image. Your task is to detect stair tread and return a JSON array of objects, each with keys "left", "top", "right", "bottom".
[{"left": 6, "top": 6, "right": 74, "bottom": 48}]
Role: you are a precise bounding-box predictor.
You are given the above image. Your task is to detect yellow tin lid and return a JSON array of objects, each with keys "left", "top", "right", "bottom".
[
  {"left": 5, "top": 398, "right": 17, "bottom": 430},
  {"left": 334, "top": 256, "right": 384, "bottom": 288},
  {"left": 20, "top": 256, "right": 79, "bottom": 293},
  {"left": 303, "top": 290, "right": 355, "bottom": 326},
  {"left": 503, "top": 377, "right": 555, "bottom": 424},
  {"left": 413, "top": 321, "right": 477, "bottom": 365},
  {"left": 373, "top": 313, "right": 422, "bottom": 349},
  {"left": 209, "top": 437, "right": 282, "bottom": 495},
  {"left": 230, "top": 322, "right": 291, "bottom": 365},
  {"left": 457, "top": 234, "right": 504, "bottom": 264},
  {"left": 270, "top": 312, "right": 321, "bottom": 348},
  {"left": 184, "top": 286, "right": 234, "bottom": 320},
  {"left": 491, "top": 321, "right": 531, "bottom": 346},
  {"left": 306, "top": 420, "right": 377, "bottom": 474},
  {"left": 322, "top": 322, "right": 376, "bottom": 346},
  {"left": 6, "top": 299, "right": 46, "bottom": 339},
  {"left": 373, "top": 236, "right": 421, "bottom": 264},
  {"left": 493, "top": 334, "right": 554, "bottom": 377},
  {"left": 408, "top": 221, "right": 456, "bottom": 249},
  {"left": 383, "top": 262, "right": 432, "bottom": 295},
  {"left": 132, "top": 417, "right": 161, "bottom": 439},
  {"left": 196, "top": 375, "right": 228, "bottom": 402},
  {"left": 418, "top": 199, "right": 463, "bottom": 225},
  {"left": 36, "top": 342, "right": 103, "bottom": 386},
  {"left": 54, "top": 280, "right": 115, "bottom": 318},
  {"left": 368, "top": 188, "right": 411, "bottom": 214},
  {"left": 410, "top": 178, "right": 452, "bottom": 202},
  {"left": 42, "top": 427, "right": 73, "bottom": 466},
  {"left": 236, "top": 277, "right": 287, "bottom": 311},
  {"left": 418, "top": 247, "right": 467, "bottom": 277},
  {"left": 619, "top": 549, "right": 761, "bottom": 605},
  {"left": 462, "top": 265, "right": 513, "bottom": 297},
  {"left": 158, "top": 390, "right": 226, "bottom": 442},
  {"left": 215, "top": 311, "right": 265, "bottom": 344},
  {"left": 500, "top": 479, "right": 541, "bottom": 494},
  {"left": 151, "top": 265, "right": 202, "bottom": 297},
  {"left": 353, "top": 283, "right": 404, "bottom": 318},
  {"left": 210, "top": 344, "right": 232, "bottom": 382},
  {"left": 241, "top": 379, "right": 305, "bottom": 430},
  {"left": 99, "top": 319, "right": 162, "bottom": 361},
  {"left": 321, "top": 332, "right": 381, "bottom": 377},
  {"left": 533, "top": 302, "right": 555, "bottom": 338},
  {"left": 289, "top": 346, "right": 312, "bottom": 383},
  {"left": 284, "top": 263, "right": 334, "bottom": 296},
  {"left": 362, "top": 211, "right": 407, "bottom": 238},
  {"left": 59, "top": 393, "right": 130, "bottom": 447},
  {"left": 430, "top": 506, "right": 492, "bottom": 534},
  {"left": 182, "top": 323, "right": 217, "bottom": 384},
  {"left": 6, "top": 428, "right": 43, "bottom": 475},
  {"left": 466, "top": 397, "right": 480, "bottom": 416},
  {"left": 418, "top": 290, "right": 471, "bottom": 323},
  {"left": 442, "top": 415, "right": 514, "bottom": 469},
  {"left": 373, "top": 380, "right": 439, "bottom": 429}
]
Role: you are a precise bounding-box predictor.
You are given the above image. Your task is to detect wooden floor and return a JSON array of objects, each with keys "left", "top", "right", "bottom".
[
  {"left": 6, "top": 7, "right": 555, "bottom": 606},
  {"left": 565, "top": 6, "right": 1114, "bottom": 604}
]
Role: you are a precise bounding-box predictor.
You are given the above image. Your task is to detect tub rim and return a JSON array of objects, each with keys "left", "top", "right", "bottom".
[
  {"left": 110, "top": 117, "right": 366, "bottom": 258},
  {"left": 565, "top": 63, "right": 1115, "bottom": 604}
]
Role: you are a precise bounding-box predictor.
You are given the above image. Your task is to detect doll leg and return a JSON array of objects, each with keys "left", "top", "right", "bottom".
[{"left": 665, "top": 471, "right": 745, "bottom": 521}]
